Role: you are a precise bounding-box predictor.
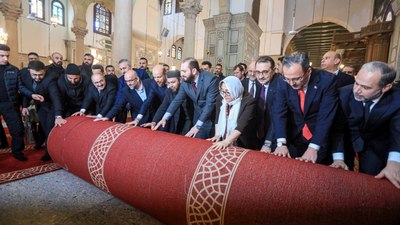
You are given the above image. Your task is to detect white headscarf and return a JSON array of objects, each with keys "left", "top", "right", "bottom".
[{"left": 216, "top": 76, "right": 244, "bottom": 138}]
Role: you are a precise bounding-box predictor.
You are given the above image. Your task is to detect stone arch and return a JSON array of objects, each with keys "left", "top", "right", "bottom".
[{"left": 283, "top": 17, "right": 353, "bottom": 56}]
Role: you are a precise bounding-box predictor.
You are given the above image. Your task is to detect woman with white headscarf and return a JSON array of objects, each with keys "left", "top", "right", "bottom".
[{"left": 207, "top": 76, "right": 258, "bottom": 150}]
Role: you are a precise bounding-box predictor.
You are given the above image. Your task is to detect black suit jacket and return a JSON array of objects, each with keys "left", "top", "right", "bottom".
[
  {"left": 81, "top": 82, "right": 116, "bottom": 117},
  {"left": 241, "top": 78, "right": 262, "bottom": 99},
  {"left": 57, "top": 74, "right": 90, "bottom": 117},
  {"left": 333, "top": 85, "right": 400, "bottom": 175},
  {"left": 257, "top": 75, "right": 280, "bottom": 145},
  {"left": 215, "top": 93, "right": 258, "bottom": 150},
  {"left": 21, "top": 72, "right": 63, "bottom": 116},
  {"left": 153, "top": 88, "right": 192, "bottom": 134},
  {"left": 336, "top": 71, "right": 355, "bottom": 88}
]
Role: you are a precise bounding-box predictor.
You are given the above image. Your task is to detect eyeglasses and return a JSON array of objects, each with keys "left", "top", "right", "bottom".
[
  {"left": 254, "top": 70, "right": 272, "bottom": 76},
  {"left": 119, "top": 66, "right": 128, "bottom": 71},
  {"left": 282, "top": 68, "right": 309, "bottom": 84},
  {"left": 219, "top": 90, "right": 231, "bottom": 96},
  {"left": 31, "top": 73, "right": 45, "bottom": 77}
]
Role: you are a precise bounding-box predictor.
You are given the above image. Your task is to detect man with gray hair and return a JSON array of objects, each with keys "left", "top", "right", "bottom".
[{"left": 331, "top": 61, "right": 400, "bottom": 189}]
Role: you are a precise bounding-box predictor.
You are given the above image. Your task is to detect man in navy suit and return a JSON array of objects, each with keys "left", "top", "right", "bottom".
[
  {"left": 331, "top": 61, "right": 400, "bottom": 189},
  {"left": 272, "top": 51, "right": 338, "bottom": 164},
  {"left": 321, "top": 51, "right": 354, "bottom": 88},
  {"left": 96, "top": 69, "right": 155, "bottom": 126},
  {"left": 154, "top": 57, "right": 219, "bottom": 139},
  {"left": 254, "top": 56, "right": 280, "bottom": 152}
]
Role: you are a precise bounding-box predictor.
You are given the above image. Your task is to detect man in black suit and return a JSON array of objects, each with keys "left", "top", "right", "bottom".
[
  {"left": 57, "top": 63, "right": 90, "bottom": 117},
  {"left": 79, "top": 53, "right": 94, "bottom": 79},
  {"left": 96, "top": 70, "right": 155, "bottom": 126},
  {"left": 321, "top": 51, "right": 354, "bottom": 88},
  {"left": 23, "top": 60, "right": 67, "bottom": 160},
  {"left": 214, "top": 63, "right": 225, "bottom": 83},
  {"left": 154, "top": 57, "right": 219, "bottom": 139},
  {"left": 254, "top": 56, "right": 280, "bottom": 152},
  {"left": 73, "top": 73, "right": 116, "bottom": 119},
  {"left": 143, "top": 70, "right": 192, "bottom": 134},
  {"left": 46, "top": 52, "right": 64, "bottom": 79},
  {"left": 331, "top": 61, "right": 400, "bottom": 189},
  {"left": 272, "top": 51, "right": 338, "bottom": 164},
  {"left": 241, "top": 60, "right": 262, "bottom": 98},
  {"left": 0, "top": 45, "right": 38, "bottom": 160}
]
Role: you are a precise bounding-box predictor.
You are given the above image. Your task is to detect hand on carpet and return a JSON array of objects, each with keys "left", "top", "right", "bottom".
[
  {"left": 273, "top": 146, "right": 290, "bottom": 158},
  {"left": 330, "top": 160, "right": 349, "bottom": 170},
  {"left": 375, "top": 161, "right": 400, "bottom": 189},
  {"left": 296, "top": 147, "right": 317, "bottom": 163}
]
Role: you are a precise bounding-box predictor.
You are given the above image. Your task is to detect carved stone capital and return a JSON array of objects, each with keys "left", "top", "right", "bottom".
[
  {"left": 0, "top": 2, "right": 22, "bottom": 21},
  {"left": 71, "top": 26, "right": 88, "bottom": 39},
  {"left": 180, "top": 0, "right": 202, "bottom": 20}
]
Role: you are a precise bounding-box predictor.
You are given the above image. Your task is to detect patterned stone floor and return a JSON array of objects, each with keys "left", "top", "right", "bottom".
[{"left": 0, "top": 169, "right": 163, "bottom": 225}]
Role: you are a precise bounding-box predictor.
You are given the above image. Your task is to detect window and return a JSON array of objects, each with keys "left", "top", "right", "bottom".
[
  {"left": 176, "top": 0, "right": 184, "bottom": 13},
  {"left": 171, "top": 45, "right": 176, "bottom": 58},
  {"left": 177, "top": 47, "right": 182, "bottom": 60},
  {"left": 94, "top": 3, "right": 112, "bottom": 36},
  {"left": 51, "top": 0, "right": 64, "bottom": 26},
  {"left": 29, "top": 0, "right": 44, "bottom": 20},
  {"left": 164, "top": 0, "right": 172, "bottom": 15}
]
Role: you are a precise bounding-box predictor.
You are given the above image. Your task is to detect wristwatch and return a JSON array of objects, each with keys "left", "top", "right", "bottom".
[
  {"left": 277, "top": 142, "right": 286, "bottom": 147},
  {"left": 55, "top": 116, "right": 62, "bottom": 119},
  {"left": 263, "top": 141, "right": 271, "bottom": 148},
  {"left": 195, "top": 125, "right": 202, "bottom": 130}
]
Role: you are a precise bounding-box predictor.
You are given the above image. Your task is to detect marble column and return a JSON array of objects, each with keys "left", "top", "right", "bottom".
[
  {"left": 180, "top": 0, "right": 202, "bottom": 59},
  {"left": 112, "top": 0, "right": 133, "bottom": 67},
  {"left": 71, "top": 21, "right": 88, "bottom": 64},
  {"left": 0, "top": 2, "right": 22, "bottom": 66}
]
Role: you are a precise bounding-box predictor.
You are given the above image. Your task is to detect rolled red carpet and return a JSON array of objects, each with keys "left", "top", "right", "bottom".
[{"left": 48, "top": 117, "right": 400, "bottom": 225}]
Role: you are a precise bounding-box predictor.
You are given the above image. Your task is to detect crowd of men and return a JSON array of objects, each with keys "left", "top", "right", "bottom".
[{"left": 0, "top": 43, "right": 399, "bottom": 189}]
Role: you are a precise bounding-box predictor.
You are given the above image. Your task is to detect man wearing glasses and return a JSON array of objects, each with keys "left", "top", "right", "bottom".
[
  {"left": 253, "top": 56, "right": 280, "bottom": 152},
  {"left": 22, "top": 60, "right": 67, "bottom": 161},
  {"left": 73, "top": 73, "right": 116, "bottom": 120},
  {"left": 272, "top": 51, "right": 338, "bottom": 164}
]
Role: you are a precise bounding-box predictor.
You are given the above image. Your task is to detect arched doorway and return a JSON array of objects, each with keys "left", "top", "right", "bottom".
[{"left": 285, "top": 22, "right": 349, "bottom": 68}]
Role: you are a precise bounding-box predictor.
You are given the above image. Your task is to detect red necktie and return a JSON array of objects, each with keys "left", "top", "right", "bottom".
[
  {"left": 192, "top": 81, "right": 197, "bottom": 93},
  {"left": 298, "top": 88, "right": 312, "bottom": 140}
]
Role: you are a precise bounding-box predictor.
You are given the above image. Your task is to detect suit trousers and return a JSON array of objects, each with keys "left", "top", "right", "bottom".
[
  {"left": 358, "top": 149, "right": 387, "bottom": 175},
  {"left": 195, "top": 120, "right": 213, "bottom": 139},
  {"left": 38, "top": 108, "right": 55, "bottom": 154},
  {"left": 0, "top": 102, "right": 25, "bottom": 155}
]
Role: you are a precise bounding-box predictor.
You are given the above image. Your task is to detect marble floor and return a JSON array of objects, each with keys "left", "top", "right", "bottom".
[{"left": 0, "top": 169, "right": 163, "bottom": 225}]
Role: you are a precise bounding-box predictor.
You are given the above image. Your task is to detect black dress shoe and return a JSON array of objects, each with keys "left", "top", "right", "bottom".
[
  {"left": 34, "top": 144, "right": 42, "bottom": 150},
  {"left": 13, "top": 154, "right": 28, "bottom": 161},
  {"left": 40, "top": 153, "right": 52, "bottom": 161}
]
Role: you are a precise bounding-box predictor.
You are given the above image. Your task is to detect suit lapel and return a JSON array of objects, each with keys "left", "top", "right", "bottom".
[
  {"left": 365, "top": 93, "right": 391, "bottom": 127},
  {"left": 304, "top": 73, "right": 319, "bottom": 115},
  {"left": 195, "top": 73, "right": 204, "bottom": 100}
]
